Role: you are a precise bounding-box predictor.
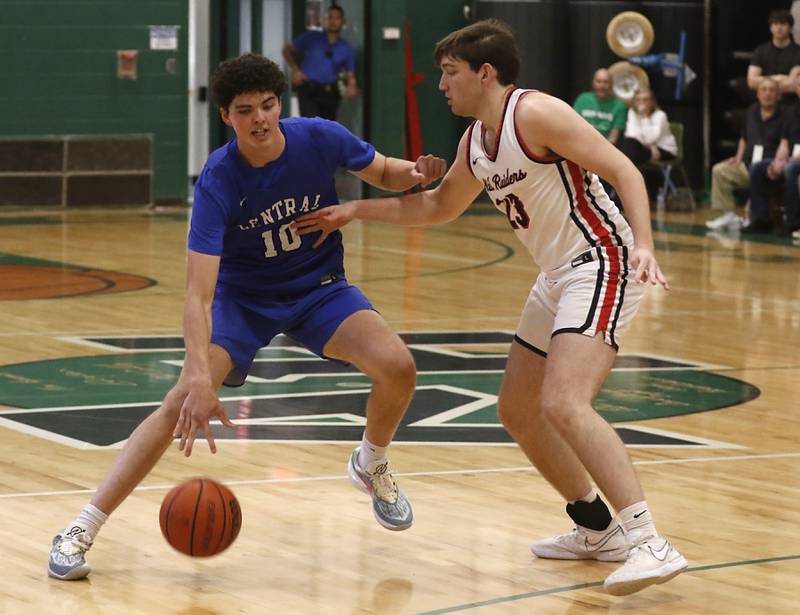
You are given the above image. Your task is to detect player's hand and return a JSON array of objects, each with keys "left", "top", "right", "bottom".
[
  {"left": 292, "top": 70, "right": 306, "bottom": 86},
  {"left": 293, "top": 201, "right": 357, "bottom": 248},
  {"left": 172, "top": 383, "right": 235, "bottom": 457},
  {"left": 410, "top": 154, "right": 447, "bottom": 187},
  {"left": 344, "top": 83, "right": 359, "bottom": 98},
  {"left": 630, "top": 245, "right": 669, "bottom": 290},
  {"left": 768, "top": 159, "right": 785, "bottom": 179}
]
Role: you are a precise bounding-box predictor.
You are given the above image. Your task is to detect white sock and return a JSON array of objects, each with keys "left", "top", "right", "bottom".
[
  {"left": 66, "top": 503, "right": 108, "bottom": 542},
  {"left": 568, "top": 487, "right": 598, "bottom": 505},
  {"left": 617, "top": 500, "right": 657, "bottom": 540},
  {"left": 357, "top": 435, "right": 388, "bottom": 472}
]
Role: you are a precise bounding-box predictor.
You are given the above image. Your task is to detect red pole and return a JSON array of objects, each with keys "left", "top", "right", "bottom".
[{"left": 404, "top": 19, "right": 424, "bottom": 162}]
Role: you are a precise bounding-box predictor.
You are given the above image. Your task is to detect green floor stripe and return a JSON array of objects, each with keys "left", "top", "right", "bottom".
[{"left": 416, "top": 554, "right": 800, "bottom": 614}]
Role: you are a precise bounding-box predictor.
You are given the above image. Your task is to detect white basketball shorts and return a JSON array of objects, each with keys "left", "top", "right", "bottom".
[{"left": 514, "top": 246, "right": 646, "bottom": 356}]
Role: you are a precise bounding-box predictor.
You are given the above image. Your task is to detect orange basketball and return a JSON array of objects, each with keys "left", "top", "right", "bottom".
[{"left": 159, "top": 478, "right": 242, "bottom": 557}]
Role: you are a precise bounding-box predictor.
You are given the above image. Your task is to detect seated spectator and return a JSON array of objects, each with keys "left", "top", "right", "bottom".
[
  {"left": 574, "top": 68, "right": 627, "bottom": 206},
  {"left": 747, "top": 85, "right": 800, "bottom": 236},
  {"left": 573, "top": 68, "right": 627, "bottom": 145},
  {"left": 620, "top": 89, "right": 677, "bottom": 166},
  {"left": 707, "top": 78, "right": 787, "bottom": 230},
  {"left": 744, "top": 144, "right": 787, "bottom": 234},
  {"left": 747, "top": 9, "right": 800, "bottom": 103}
]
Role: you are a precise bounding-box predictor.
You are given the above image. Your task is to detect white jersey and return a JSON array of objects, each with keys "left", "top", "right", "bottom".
[{"left": 467, "top": 88, "right": 634, "bottom": 272}]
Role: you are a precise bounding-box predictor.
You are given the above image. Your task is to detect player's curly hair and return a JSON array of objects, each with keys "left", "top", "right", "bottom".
[
  {"left": 211, "top": 53, "right": 288, "bottom": 110},
  {"left": 434, "top": 19, "right": 520, "bottom": 86}
]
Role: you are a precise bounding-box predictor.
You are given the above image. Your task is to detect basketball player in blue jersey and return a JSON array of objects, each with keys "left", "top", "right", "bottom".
[
  {"left": 47, "top": 53, "right": 446, "bottom": 580},
  {"left": 293, "top": 20, "right": 687, "bottom": 595}
]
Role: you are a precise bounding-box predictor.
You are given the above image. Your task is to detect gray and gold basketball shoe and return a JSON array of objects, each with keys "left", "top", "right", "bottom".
[
  {"left": 348, "top": 449, "right": 413, "bottom": 531},
  {"left": 47, "top": 526, "right": 93, "bottom": 580}
]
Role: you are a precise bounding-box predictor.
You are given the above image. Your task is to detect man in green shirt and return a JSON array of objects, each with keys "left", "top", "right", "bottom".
[{"left": 573, "top": 68, "right": 627, "bottom": 145}]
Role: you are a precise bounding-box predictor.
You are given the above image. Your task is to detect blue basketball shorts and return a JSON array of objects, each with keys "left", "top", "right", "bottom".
[{"left": 210, "top": 279, "right": 374, "bottom": 386}]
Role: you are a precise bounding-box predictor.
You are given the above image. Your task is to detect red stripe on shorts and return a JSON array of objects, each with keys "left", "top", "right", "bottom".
[{"left": 565, "top": 161, "right": 620, "bottom": 335}]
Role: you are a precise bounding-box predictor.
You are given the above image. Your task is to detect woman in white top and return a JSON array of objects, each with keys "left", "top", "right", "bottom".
[{"left": 620, "top": 88, "right": 678, "bottom": 166}]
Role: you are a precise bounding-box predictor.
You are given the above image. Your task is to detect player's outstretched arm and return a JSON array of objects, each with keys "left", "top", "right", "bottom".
[
  {"left": 293, "top": 131, "right": 483, "bottom": 247},
  {"left": 354, "top": 151, "right": 447, "bottom": 192},
  {"left": 517, "top": 93, "right": 669, "bottom": 290},
  {"left": 172, "top": 250, "right": 235, "bottom": 457}
]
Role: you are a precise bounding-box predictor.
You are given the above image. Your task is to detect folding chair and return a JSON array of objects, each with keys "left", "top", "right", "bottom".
[{"left": 643, "top": 121, "right": 696, "bottom": 210}]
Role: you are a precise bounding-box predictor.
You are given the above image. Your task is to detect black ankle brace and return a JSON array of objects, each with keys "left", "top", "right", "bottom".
[{"left": 565, "top": 496, "right": 613, "bottom": 531}]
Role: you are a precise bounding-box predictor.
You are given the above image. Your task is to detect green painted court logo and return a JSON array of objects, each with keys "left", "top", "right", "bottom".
[{"left": 0, "top": 332, "right": 759, "bottom": 449}]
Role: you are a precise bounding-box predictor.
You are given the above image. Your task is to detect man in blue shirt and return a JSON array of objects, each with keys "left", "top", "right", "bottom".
[
  {"left": 47, "top": 53, "right": 446, "bottom": 581},
  {"left": 283, "top": 4, "right": 358, "bottom": 120}
]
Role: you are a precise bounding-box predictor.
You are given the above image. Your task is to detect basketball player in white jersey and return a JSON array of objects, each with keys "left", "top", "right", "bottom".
[{"left": 293, "top": 19, "right": 687, "bottom": 595}]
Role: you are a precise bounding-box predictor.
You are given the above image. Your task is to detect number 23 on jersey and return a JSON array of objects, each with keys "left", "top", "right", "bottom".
[{"left": 496, "top": 193, "right": 530, "bottom": 230}]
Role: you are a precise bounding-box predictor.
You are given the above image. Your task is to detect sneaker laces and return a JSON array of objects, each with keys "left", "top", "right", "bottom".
[
  {"left": 366, "top": 461, "right": 398, "bottom": 504},
  {"left": 624, "top": 532, "right": 659, "bottom": 559},
  {"left": 553, "top": 527, "right": 580, "bottom": 544},
  {"left": 56, "top": 532, "right": 92, "bottom": 557}
]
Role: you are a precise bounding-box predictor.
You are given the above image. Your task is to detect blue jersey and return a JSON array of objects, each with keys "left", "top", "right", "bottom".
[
  {"left": 293, "top": 30, "right": 355, "bottom": 84},
  {"left": 188, "top": 117, "right": 375, "bottom": 295}
]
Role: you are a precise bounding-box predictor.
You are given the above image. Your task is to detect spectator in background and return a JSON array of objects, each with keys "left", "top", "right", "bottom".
[
  {"left": 282, "top": 4, "right": 358, "bottom": 120},
  {"left": 707, "top": 78, "right": 787, "bottom": 230},
  {"left": 573, "top": 68, "right": 627, "bottom": 145},
  {"left": 574, "top": 68, "right": 627, "bottom": 206},
  {"left": 620, "top": 89, "right": 677, "bottom": 166},
  {"left": 793, "top": 1, "right": 800, "bottom": 45},
  {"left": 747, "top": 9, "right": 800, "bottom": 103},
  {"left": 620, "top": 89, "right": 677, "bottom": 204},
  {"left": 776, "top": 101, "right": 800, "bottom": 236},
  {"left": 746, "top": 84, "right": 800, "bottom": 236}
]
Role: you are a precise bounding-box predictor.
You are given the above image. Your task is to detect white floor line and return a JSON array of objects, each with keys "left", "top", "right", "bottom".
[
  {"left": 2, "top": 451, "right": 799, "bottom": 499},
  {"left": 0, "top": 328, "right": 181, "bottom": 338}
]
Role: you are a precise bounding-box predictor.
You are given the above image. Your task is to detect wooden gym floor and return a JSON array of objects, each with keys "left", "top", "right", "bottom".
[{"left": 0, "top": 203, "right": 798, "bottom": 614}]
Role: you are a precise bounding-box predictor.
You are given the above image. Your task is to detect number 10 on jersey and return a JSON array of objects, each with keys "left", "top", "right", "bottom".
[{"left": 262, "top": 222, "right": 302, "bottom": 258}]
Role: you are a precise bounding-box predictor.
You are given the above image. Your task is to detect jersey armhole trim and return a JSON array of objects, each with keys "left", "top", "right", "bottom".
[
  {"left": 466, "top": 121, "right": 477, "bottom": 178},
  {"left": 514, "top": 90, "right": 565, "bottom": 165}
]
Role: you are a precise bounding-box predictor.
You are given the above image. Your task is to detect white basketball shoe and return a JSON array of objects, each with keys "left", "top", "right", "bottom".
[
  {"left": 705, "top": 211, "right": 743, "bottom": 230},
  {"left": 530, "top": 523, "right": 628, "bottom": 562},
  {"left": 604, "top": 533, "right": 688, "bottom": 595}
]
